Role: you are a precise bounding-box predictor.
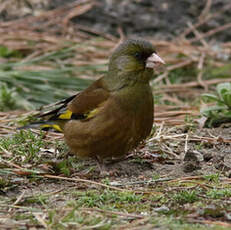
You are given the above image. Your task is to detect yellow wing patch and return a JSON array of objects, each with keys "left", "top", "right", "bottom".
[
  {"left": 58, "top": 109, "right": 72, "bottom": 119},
  {"left": 86, "top": 108, "right": 100, "bottom": 119},
  {"left": 41, "top": 124, "right": 63, "bottom": 132},
  {"left": 54, "top": 104, "right": 103, "bottom": 123},
  {"left": 85, "top": 102, "right": 104, "bottom": 119},
  {"left": 39, "top": 106, "right": 102, "bottom": 132}
]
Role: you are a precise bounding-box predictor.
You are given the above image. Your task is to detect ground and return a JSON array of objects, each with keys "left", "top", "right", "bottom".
[
  {"left": 1, "top": 115, "right": 231, "bottom": 229},
  {"left": 0, "top": 1, "right": 231, "bottom": 229}
]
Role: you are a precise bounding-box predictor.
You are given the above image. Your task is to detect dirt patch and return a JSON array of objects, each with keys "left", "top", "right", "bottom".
[{"left": 105, "top": 126, "right": 231, "bottom": 180}]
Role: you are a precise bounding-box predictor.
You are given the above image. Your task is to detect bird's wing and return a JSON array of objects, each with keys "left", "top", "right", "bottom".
[
  {"left": 34, "top": 78, "right": 110, "bottom": 131},
  {"left": 67, "top": 78, "right": 109, "bottom": 116}
]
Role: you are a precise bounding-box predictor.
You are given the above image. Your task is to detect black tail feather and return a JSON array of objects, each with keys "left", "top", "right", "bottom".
[{"left": 38, "top": 94, "right": 77, "bottom": 118}]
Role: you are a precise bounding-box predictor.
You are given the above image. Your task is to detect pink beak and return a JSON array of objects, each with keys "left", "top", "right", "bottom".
[{"left": 146, "top": 53, "right": 165, "bottom": 69}]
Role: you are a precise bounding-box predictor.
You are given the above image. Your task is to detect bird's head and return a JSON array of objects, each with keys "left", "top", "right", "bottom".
[{"left": 108, "top": 39, "right": 165, "bottom": 81}]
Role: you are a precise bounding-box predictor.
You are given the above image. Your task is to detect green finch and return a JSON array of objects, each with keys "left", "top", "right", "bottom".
[{"left": 21, "top": 39, "right": 165, "bottom": 170}]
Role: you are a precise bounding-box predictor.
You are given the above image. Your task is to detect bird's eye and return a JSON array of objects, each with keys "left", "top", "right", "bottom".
[{"left": 134, "top": 52, "right": 141, "bottom": 59}]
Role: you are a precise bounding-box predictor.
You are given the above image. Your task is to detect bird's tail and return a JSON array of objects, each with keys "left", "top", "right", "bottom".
[
  {"left": 18, "top": 121, "right": 63, "bottom": 132},
  {"left": 18, "top": 94, "right": 77, "bottom": 132}
]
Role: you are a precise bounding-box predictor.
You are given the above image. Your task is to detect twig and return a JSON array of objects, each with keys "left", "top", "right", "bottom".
[
  {"left": 8, "top": 191, "right": 26, "bottom": 212},
  {"left": 157, "top": 78, "right": 231, "bottom": 93},
  {"left": 190, "top": 22, "right": 231, "bottom": 43},
  {"left": 0, "top": 146, "right": 12, "bottom": 156},
  {"left": 109, "top": 177, "right": 173, "bottom": 187},
  {"left": 152, "top": 59, "right": 193, "bottom": 84},
  {"left": 188, "top": 219, "right": 231, "bottom": 227},
  {"left": 167, "top": 59, "right": 193, "bottom": 71},
  {"left": 117, "top": 26, "right": 126, "bottom": 42},
  {"left": 180, "top": 2, "right": 231, "bottom": 38},
  {"left": 0, "top": 157, "right": 23, "bottom": 169},
  {"left": 152, "top": 72, "right": 168, "bottom": 84},
  {"left": 197, "top": 52, "right": 207, "bottom": 90},
  {"left": 198, "top": 0, "right": 212, "bottom": 22},
  {"left": 184, "top": 134, "right": 189, "bottom": 157},
  {"left": 190, "top": 135, "right": 231, "bottom": 144},
  {"left": 43, "top": 174, "right": 131, "bottom": 192},
  {"left": 63, "top": 2, "right": 94, "bottom": 26},
  {"left": 155, "top": 110, "right": 198, "bottom": 118},
  {"left": 170, "top": 175, "right": 205, "bottom": 182},
  {"left": 118, "top": 217, "right": 149, "bottom": 230},
  {"left": 187, "top": 21, "right": 209, "bottom": 48},
  {"left": 33, "top": 213, "right": 48, "bottom": 229},
  {"left": 81, "top": 208, "right": 145, "bottom": 219}
]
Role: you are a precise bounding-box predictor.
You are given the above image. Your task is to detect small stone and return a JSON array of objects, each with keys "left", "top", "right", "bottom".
[
  {"left": 184, "top": 150, "right": 204, "bottom": 162},
  {"left": 183, "top": 150, "right": 203, "bottom": 173},
  {"left": 183, "top": 162, "right": 201, "bottom": 173},
  {"left": 204, "top": 152, "right": 213, "bottom": 162},
  {"left": 153, "top": 205, "right": 169, "bottom": 213},
  {"left": 198, "top": 205, "right": 224, "bottom": 218}
]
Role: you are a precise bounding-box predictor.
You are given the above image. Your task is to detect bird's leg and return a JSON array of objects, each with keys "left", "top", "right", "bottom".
[
  {"left": 95, "top": 156, "right": 109, "bottom": 176},
  {"left": 107, "top": 156, "right": 127, "bottom": 165}
]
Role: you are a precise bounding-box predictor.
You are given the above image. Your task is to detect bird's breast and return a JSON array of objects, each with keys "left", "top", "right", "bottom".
[{"left": 114, "top": 83, "right": 154, "bottom": 142}]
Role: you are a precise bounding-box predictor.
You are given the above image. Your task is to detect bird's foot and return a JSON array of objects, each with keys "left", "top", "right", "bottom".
[
  {"left": 99, "top": 169, "right": 110, "bottom": 177},
  {"left": 106, "top": 156, "right": 127, "bottom": 165},
  {"left": 95, "top": 156, "right": 123, "bottom": 177},
  {"left": 95, "top": 156, "right": 110, "bottom": 177}
]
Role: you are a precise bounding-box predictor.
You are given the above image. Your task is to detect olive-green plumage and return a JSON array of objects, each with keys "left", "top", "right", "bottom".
[{"left": 22, "top": 39, "right": 165, "bottom": 162}]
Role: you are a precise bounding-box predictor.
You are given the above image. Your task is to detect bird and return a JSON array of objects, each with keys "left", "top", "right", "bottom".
[{"left": 20, "top": 39, "right": 165, "bottom": 173}]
